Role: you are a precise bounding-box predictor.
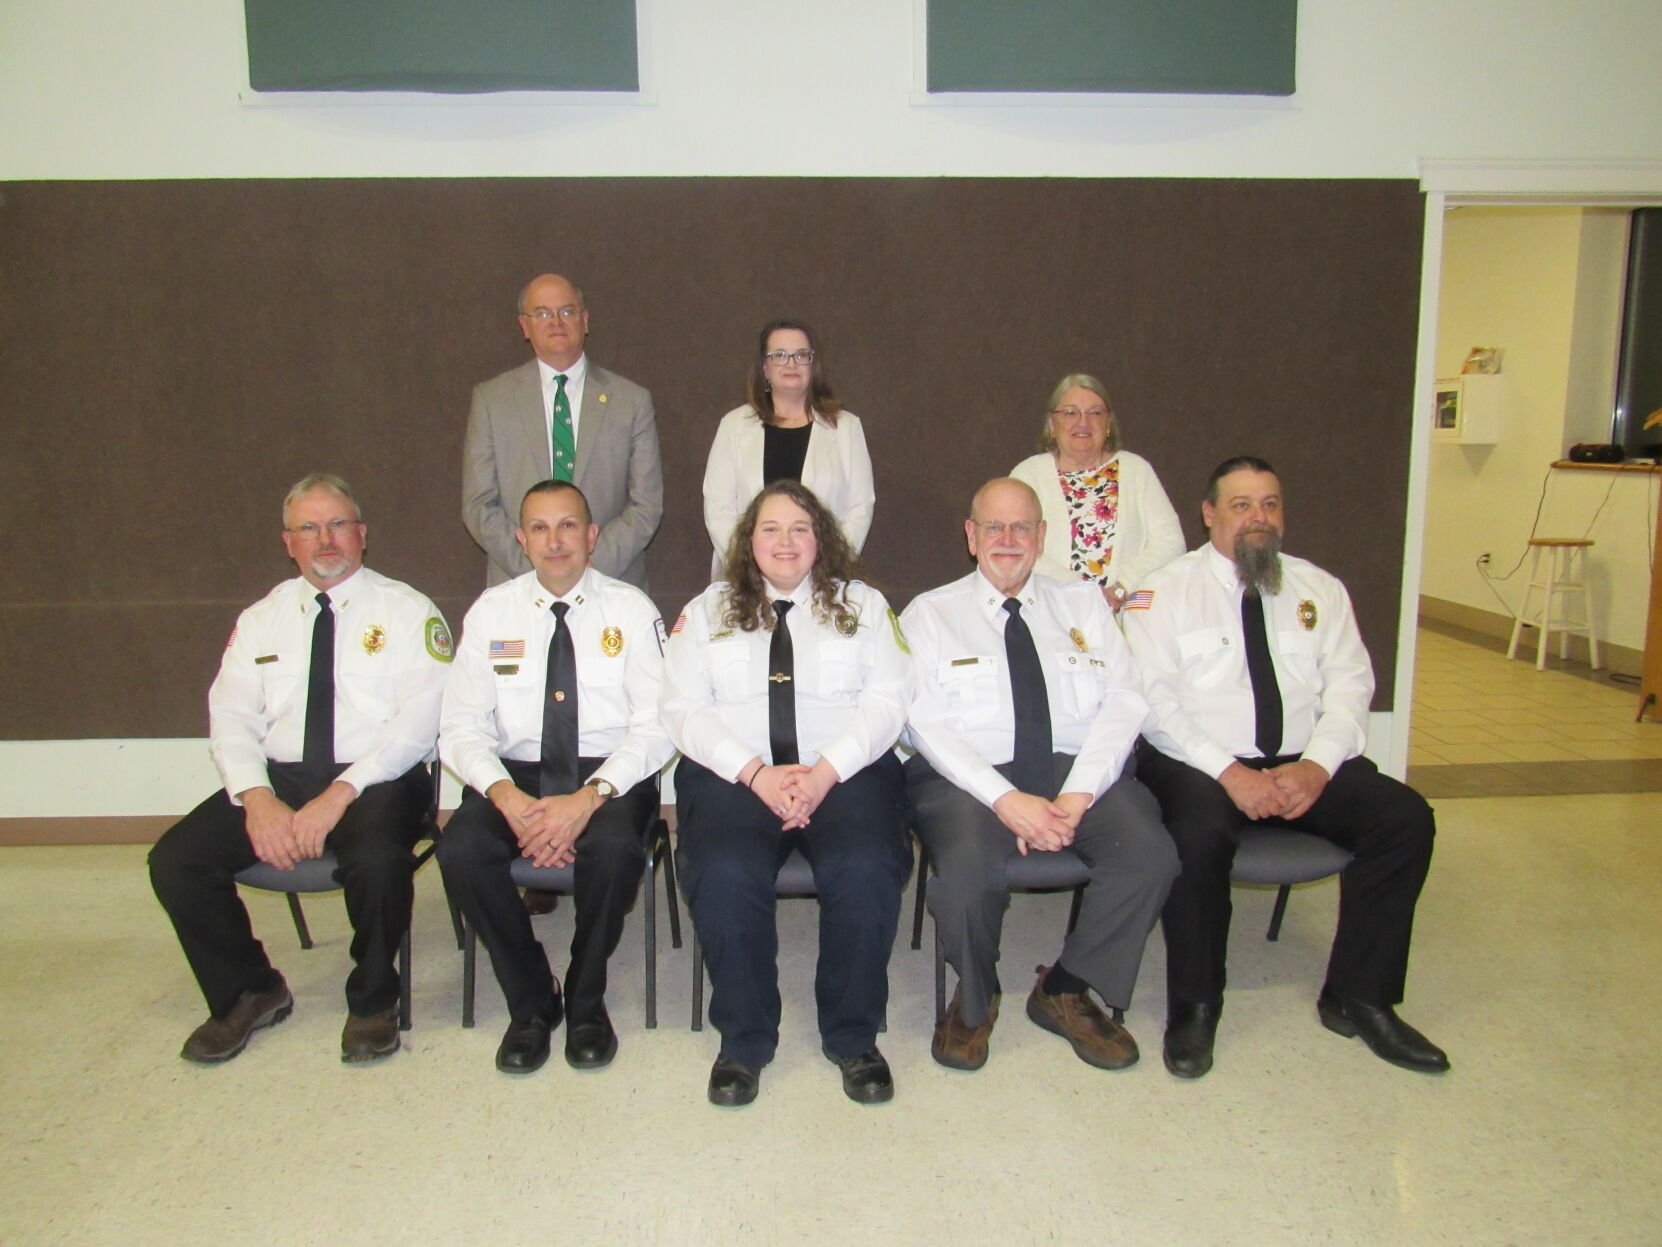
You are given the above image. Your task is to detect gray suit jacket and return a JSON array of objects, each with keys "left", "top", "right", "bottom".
[{"left": 462, "top": 359, "right": 663, "bottom": 589}]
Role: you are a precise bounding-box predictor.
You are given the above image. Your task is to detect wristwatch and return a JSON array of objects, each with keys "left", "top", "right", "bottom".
[{"left": 583, "top": 777, "right": 617, "bottom": 801}]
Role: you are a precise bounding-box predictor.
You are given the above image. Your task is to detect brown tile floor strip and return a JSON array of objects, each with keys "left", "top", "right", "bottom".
[{"left": 1408, "top": 758, "right": 1662, "bottom": 799}]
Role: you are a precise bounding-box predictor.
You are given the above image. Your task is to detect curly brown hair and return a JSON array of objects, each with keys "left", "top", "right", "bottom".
[{"left": 719, "top": 480, "right": 864, "bottom": 634}]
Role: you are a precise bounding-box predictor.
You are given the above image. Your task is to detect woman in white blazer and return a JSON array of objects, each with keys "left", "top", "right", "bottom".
[
  {"left": 702, "top": 319, "right": 875, "bottom": 574},
  {"left": 1009, "top": 373, "right": 1184, "bottom": 610}
]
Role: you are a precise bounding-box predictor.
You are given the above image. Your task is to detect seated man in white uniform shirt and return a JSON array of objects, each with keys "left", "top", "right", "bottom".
[
  {"left": 1121, "top": 456, "right": 1447, "bottom": 1079},
  {"left": 149, "top": 473, "right": 450, "bottom": 1065},
  {"left": 439, "top": 481, "right": 672, "bottom": 1074},
  {"left": 902, "top": 478, "right": 1178, "bottom": 1073}
]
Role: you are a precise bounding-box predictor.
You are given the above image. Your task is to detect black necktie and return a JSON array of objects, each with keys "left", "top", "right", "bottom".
[
  {"left": 768, "top": 600, "right": 800, "bottom": 766},
  {"left": 1002, "top": 598, "right": 1053, "bottom": 796},
  {"left": 302, "top": 591, "right": 335, "bottom": 782},
  {"left": 540, "top": 601, "right": 580, "bottom": 796},
  {"left": 1242, "top": 588, "right": 1284, "bottom": 759}
]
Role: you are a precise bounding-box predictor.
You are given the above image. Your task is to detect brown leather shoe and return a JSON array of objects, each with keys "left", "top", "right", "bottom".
[
  {"left": 931, "top": 988, "right": 1000, "bottom": 1071},
  {"left": 341, "top": 1007, "right": 401, "bottom": 1063},
  {"left": 180, "top": 977, "right": 293, "bottom": 1064},
  {"left": 1025, "top": 965, "right": 1139, "bottom": 1070}
]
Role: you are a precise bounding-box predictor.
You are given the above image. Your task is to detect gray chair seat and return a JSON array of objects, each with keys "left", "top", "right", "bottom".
[{"left": 1230, "top": 825, "right": 1353, "bottom": 940}]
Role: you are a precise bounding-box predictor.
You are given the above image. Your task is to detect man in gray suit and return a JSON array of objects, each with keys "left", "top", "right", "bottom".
[{"left": 463, "top": 273, "right": 663, "bottom": 590}]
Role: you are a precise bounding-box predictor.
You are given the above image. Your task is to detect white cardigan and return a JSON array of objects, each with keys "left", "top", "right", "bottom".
[
  {"left": 1009, "top": 449, "right": 1185, "bottom": 590},
  {"left": 702, "top": 404, "right": 876, "bottom": 570}
]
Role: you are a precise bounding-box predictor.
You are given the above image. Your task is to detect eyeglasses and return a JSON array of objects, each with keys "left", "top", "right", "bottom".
[
  {"left": 1050, "top": 406, "right": 1109, "bottom": 421},
  {"left": 976, "top": 521, "right": 1038, "bottom": 540},
  {"left": 285, "top": 518, "right": 360, "bottom": 541},
  {"left": 763, "top": 349, "right": 815, "bottom": 366},
  {"left": 524, "top": 305, "right": 583, "bottom": 322}
]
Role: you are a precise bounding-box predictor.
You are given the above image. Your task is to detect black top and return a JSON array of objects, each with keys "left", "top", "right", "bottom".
[{"left": 762, "top": 421, "right": 813, "bottom": 485}]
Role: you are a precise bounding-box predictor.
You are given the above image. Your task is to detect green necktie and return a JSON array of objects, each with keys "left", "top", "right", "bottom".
[{"left": 551, "top": 373, "right": 575, "bottom": 482}]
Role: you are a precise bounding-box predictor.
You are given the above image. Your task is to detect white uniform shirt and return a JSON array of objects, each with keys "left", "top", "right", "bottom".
[
  {"left": 440, "top": 567, "right": 673, "bottom": 797},
  {"left": 209, "top": 566, "right": 451, "bottom": 804},
  {"left": 901, "top": 570, "right": 1149, "bottom": 810},
  {"left": 661, "top": 578, "right": 912, "bottom": 784},
  {"left": 1120, "top": 543, "right": 1373, "bottom": 781}
]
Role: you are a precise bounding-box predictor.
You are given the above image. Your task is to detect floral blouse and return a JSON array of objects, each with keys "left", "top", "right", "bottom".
[{"left": 1059, "top": 458, "right": 1120, "bottom": 585}]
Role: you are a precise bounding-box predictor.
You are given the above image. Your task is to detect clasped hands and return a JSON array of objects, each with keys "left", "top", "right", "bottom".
[
  {"left": 992, "top": 789, "right": 1093, "bottom": 855},
  {"left": 489, "top": 779, "right": 604, "bottom": 868},
  {"left": 1217, "top": 759, "right": 1330, "bottom": 821},
  {"left": 242, "top": 781, "right": 357, "bottom": 870},
  {"left": 747, "top": 758, "right": 839, "bottom": 831}
]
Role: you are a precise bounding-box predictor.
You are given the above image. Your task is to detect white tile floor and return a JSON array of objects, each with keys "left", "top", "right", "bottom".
[{"left": 5, "top": 787, "right": 1662, "bottom": 1245}]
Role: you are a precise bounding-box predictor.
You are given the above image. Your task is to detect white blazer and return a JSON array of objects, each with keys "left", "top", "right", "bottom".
[
  {"left": 1009, "top": 449, "right": 1185, "bottom": 591},
  {"left": 702, "top": 404, "right": 876, "bottom": 572}
]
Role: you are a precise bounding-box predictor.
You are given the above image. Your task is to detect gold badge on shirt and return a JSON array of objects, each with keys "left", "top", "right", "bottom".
[
  {"left": 834, "top": 612, "right": 858, "bottom": 637},
  {"left": 1298, "top": 600, "right": 1318, "bottom": 631},
  {"left": 601, "top": 626, "right": 624, "bottom": 657},
  {"left": 362, "top": 624, "right": 386, "bottom": 655},
  {"left": 1069, "top": 628, "right": 1088, "bottom": 653}
]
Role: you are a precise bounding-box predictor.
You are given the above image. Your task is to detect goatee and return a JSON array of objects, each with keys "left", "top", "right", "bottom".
[{"left": 1233, "top": 530, "right": 1283, "bottom": 596}]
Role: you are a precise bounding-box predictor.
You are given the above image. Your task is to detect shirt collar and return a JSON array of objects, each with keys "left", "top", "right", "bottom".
[
  {"left": 301, "top": 565, "right": 366, "bottom": 613},
  {"left": 972, "top": 568, "right": 1038, "bottom": 620},
  {"left": 528, "top": 566, "right": 595, "bottom": 612},
  {"left": 1204, "top": 542, "right": 1245, "bottom": 594},
  {"left": 536, "top": 354, "right": 587, "bottom": 391},
  {"left": 763, "top": 578, "right": 814, "bottom": 607}
]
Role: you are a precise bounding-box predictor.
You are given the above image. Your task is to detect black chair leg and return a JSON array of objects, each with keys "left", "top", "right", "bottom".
[
  {"left": 659, "top": 821, "right": 683, "bottom": 949},
  {"left": 285, "top": 893, "right": 314, "bottom": 950},
  {"left": 447, "top": 897, "right": 465, "bottom": 951},
  {"left": 934, "top": 927, "right": 947, "bottom": 1023},
  {"left": 644, "top": 853, "right": 658, "bottom": 1031},
  {"left": 691, "top": 932, "right": 704, "bottom": 1032},
  {"left": 1267, "top": 885, "right": 1291, "bottom": 941},
  {"left": 911, "top": 842, "right": 930, "bottom": 950},
  {"left": 399, "top": 929, "right": 413, "bottom": 1031},
  {"left": 462, "top": 922, "right": 477, "bottom": 1029},
  {"left": 1065, "top": 885, "right": 1084, "bottom": 935}
]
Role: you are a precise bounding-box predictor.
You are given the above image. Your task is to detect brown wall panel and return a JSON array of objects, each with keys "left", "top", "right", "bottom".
[{"left": 0, "top": 177, "right": 1422, "bottom": 738}]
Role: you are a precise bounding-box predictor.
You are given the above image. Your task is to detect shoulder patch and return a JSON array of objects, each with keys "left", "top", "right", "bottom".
[
  {"left": 670, "top": 612, "right": 687, "bottom": 636},
  {"left": 424, "top": 617, "right": 454, "bottom": 663},
  {"left": 888, "top": 608, "right": 910, "bottom": 654},
  {"left": 1123, "top": 590, "right": 1155, "bottom": 611},
  {"left": 225, "top": 624, "right": 238, "bottom": 650}
]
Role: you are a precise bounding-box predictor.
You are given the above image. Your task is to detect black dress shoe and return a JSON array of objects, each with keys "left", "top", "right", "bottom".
[
  {"left": 707, "top": 1056, "right": 762, "bottom": 1107},
  {"left": 1318, "top": 992, "right": 1450, "bottom": 1073},
  {"left": 523, "top": 889, "right": 560, "bottom": 916},
  {"left": 496, "top": 1017, "right": 554, "bottom": 1073},
  {"left": 1163, "top": 1000, "right": 1222, "bottom": 1079},
  {"left": 824, "top": 1047, "right": 894, "bottom": 1104},
  {"left": 565, "top": 1008, "right": 618, "bottom": 1070}
]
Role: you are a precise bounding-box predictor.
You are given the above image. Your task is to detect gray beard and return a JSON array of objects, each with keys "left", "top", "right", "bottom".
[{"left": 1233, "top": 532, "right": 1283, "bottom": 596}]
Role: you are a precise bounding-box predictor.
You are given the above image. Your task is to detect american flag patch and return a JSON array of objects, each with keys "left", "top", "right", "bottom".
[
  {"left": 489, "top": 639, "right": 526, "bottom": 659},
  {"left": 670, "top": 613, "right": 687, "bottom": 636},
  {"left": 1123, "top": 590, "right": 1155, "bottom": 611}
]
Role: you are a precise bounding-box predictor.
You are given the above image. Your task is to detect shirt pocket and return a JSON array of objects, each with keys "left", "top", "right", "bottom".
[
  {"left": 935, "top": 654, "right": 1002, "bottom": 724},
  {"left": 1275, "top": 628, "right": 1321, "bottom": 684},
  {"left": 1176, "top": 627, "right": 1236, "bottom": 689},
  {"left": 707, "top": 636, "right": 754, "bottom": 703},
  {"left": 1046, "top": 648, "right": 1102, "bottom": 721},
  {"left": 815, "top": 637, "right": 867, "bottom": 698},
  {"left": 258, "top": 654, "right": 304, "bottom": 717},
  {"left": 338, "top": 649, "right": 396, "bottom": 719}
]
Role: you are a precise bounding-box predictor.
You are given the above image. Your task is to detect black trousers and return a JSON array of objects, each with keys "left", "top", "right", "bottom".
[
  {"left": 436, "top": 758, "right": 655, "bottom": 1026},
  {"left": 1135, "top": 740, "right": 1436, "bottom": 1009},
  {"left": 148, "top": 763, "right": 430, "bottom": 1019},
  {"left": 674, "top": 754, "right": 912, "bottom": 1068}
]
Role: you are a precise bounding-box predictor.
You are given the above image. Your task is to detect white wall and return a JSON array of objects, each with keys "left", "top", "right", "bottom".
[
  {"left": 1422, "top": 207, "right": 1657, "bottom": 654},
  {"left": 2, "top": 1, "right": 1661, "bottom": 179}
]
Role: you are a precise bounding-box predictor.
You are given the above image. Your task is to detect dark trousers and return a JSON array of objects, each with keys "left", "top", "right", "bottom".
[
  {"left": 148, "top": 763, "right": 430, "bottom": 1019},
  {"left": 674, "top": 754, "right": 912, "bottom": 1068},
  {"left": 907, "top": 751, "right": 1179, "bottom": 1027},
  {"left": 436, "top": 758, "right": 655, "bottom": 1025},
  {"left": 1135, "top": 741, "right": 1436, "bottom": 1009}
]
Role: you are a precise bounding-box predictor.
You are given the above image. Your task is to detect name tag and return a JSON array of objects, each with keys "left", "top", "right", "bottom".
[
  {"left": 254, "top": 654, "right": 279, "bottom": 665},
  {"left": 950, "top": 656, "right": 981, "bottom": 667},
  {"left": 493, "top": 663, "right": 520, "bottom": 676}
]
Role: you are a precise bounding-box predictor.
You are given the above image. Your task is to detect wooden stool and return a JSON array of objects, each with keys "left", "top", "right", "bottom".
[{"left": 1507, "top": 537, "right": 1601, "bottom": 671}]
